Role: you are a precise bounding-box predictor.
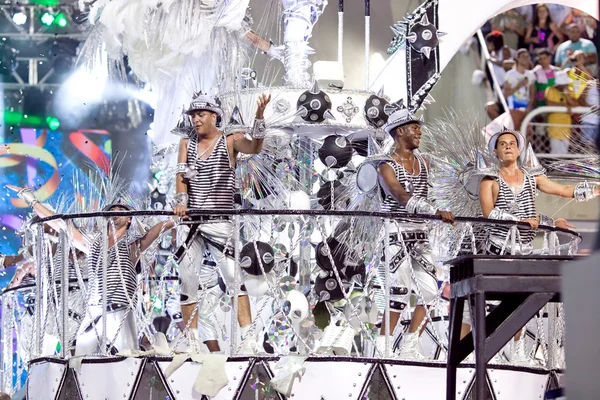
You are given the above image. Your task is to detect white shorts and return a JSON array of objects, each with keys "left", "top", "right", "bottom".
[
  {"left": 176, "top": 221, "right": 237, "bottom": 305},
  {"left": 75, "top": 306, "right": 138, "bottom": 355},
  {"left": 379, "top": 231, "right": 439, "bottom": 313}
]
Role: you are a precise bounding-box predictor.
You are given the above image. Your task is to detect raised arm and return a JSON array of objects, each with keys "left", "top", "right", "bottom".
[
  {"left": 231, "top": 93, "right": 271, "bottom": 155},
  {"left": 138, "top": 219, "right": 177, "bottom": 253},
  {"left": 6, "top": 185, "right": 89, "bottom": 253}
]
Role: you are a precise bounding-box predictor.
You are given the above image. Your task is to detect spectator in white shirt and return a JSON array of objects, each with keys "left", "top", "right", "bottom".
[
  {"left": 503, "top": 49, "right": 536, "bottom": 112},
  {"left": 555, "top": 24, "right": 598, "bottom": 70}
]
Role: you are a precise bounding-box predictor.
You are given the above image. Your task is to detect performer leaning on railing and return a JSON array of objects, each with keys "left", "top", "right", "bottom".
[
  {"left": 376, "top": 107, "right": 454, "bottom": 360},
  {"left": 6, "top": 184, "right": 176, "bottom": 355}
]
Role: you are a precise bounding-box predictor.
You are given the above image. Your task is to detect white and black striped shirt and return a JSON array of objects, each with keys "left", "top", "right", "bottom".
[
  {"left": 88, "top": 234, "right": 138, "bottom": 307},
  {"left": 489, "top": 170, "right": 537, "bottom": 244},
  {"left": 381, "top": 153, "right": 430, "bottom": 214},
  {"left": 187, "top": 133, "right": 235, "bottom": 209}
]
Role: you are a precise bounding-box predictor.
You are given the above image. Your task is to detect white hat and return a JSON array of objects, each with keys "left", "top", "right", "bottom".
[
  {"left": 487, "top": 128, "right": 526, "bottom": 157},
  {"left": 554, "top": 70, "right": 572, "bottom": 86},
  {"left": 383, "top": 108, "right": 423, "bottom": 135},
  {"left": 185, "top": 93, "right": 223, "bottom": 117}
]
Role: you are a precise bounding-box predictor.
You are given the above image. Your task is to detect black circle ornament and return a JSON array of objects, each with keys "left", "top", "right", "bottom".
[
  {"left": 314, "top": 274, "right": 345, "bottom": 302},
  {"left": 364, "top": 94, "right": 391, "bottom": 128},
  {"left": 318, "top": 135, "right": 353, "bottom": 168},
  {"left": 296, "top": 81, "right": 334, "bottom": 123},
  {"left": 315, "top": 237, "right": 347, "bottom": 272},
  {"left": 406, "top": 13, "right": 445, "bottom": 59},
  {"left": 240, "top": 241, "right": 275, "bottom": 275}
]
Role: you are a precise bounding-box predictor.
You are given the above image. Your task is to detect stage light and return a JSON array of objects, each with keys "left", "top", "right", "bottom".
[
  {"left": 54, "top": 12, "right": 68, "bottom": 27},
  {"left": 12, "top": 10, "right": 27, "bottom": 26},
  {"left": 40, "top": 12, "right": 55, "bottom": 26},
  {"left": 46, "top": 116, "right": 60, "bottom": 130}
]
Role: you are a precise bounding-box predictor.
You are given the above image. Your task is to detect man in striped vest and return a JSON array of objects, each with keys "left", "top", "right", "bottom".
[
  {"left": 173, "top": 93, "right": 271, "bottom": 354},
  {"left": 376, "top": 108, "right": 455, "bottom": 360}
]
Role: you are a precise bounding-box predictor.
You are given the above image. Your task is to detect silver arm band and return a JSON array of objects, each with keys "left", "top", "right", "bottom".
[
  {"left": 539, "top": 214, "right": 555, "bottom": 227},
  {"left": 251, "top": 118, "right": 266, "bottom": 139},
  {"left": 574, "top": 182, "right": 598, "bottom": 202},
  {"left": 173, "top": 192, "right": 188, "bottom": 207},
  {"left": 488, "top": 207, "right": 520, "bottom": 221},
  {"left": 405, "top": 196, "right": 437, "bottom": 215},
  {"left": 0, "top": 254, "right": 5, "bottom": 268},
  {"left": 17, "top": 187, "right": 39, "bottom": 208},
  {"left": 176, "top": 163, "right": 188, "bottom": 175}
]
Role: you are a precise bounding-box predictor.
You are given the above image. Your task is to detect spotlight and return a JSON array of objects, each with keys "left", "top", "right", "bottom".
[
  {"left": 54, "top": 12, "right": 68, "bottom": 28},
  {"left": 40, "top": 11, "right": 55, "bottom": 26},
  {"left": 46, "top": 116, "right": 60, "bottom": 130},
  {"left": 12, "top": 9, "right": 27, "bottom": 26}
]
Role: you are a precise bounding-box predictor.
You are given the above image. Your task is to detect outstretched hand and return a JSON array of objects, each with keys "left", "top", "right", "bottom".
[
  {"left": 255, "top": 93, "right": 272, "bottom": 120},
  {"left": 555, "top": 218, "right": 576, "bottom": 230}
]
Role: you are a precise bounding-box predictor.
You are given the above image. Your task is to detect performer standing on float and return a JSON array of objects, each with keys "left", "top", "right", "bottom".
[
  {"left": 7, "top": 186, "right": 175, "bottom": 354},
  {"left": 479, "top": 128, "right": 599, "bottom": 363},
  {"left": 376, "top": 108, "right": 454, "bottom": 360},
  {"left": 173, "top": 93, "right": 271, "bottom": 353},
  {"left": 480, "top": 128, "right": 598, "bottom": 254}
]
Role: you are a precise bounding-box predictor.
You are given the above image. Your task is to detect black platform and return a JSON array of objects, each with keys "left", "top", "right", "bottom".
[{"left": 445, "top": 255, "right": 574, "bottom": 400}]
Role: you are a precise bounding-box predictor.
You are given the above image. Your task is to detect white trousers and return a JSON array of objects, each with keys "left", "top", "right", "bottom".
[{"left": 74, "top": 307, "right": 138, "bottom": 355}]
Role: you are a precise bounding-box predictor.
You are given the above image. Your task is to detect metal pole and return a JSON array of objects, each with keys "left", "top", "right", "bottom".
[
  {"left": 338, "top": 1, "right": 344, "bottom": 76},
  {"left": 59, "top": 230, "right": 69, "bottom": 357},
  {"left": 364, "top": 0, "right": 371, "bottom": 89},
  {"left": 231, "top": 215, "right": 241, "bottom": 355},
  {"left": 383, "top": 219, "right": 391, "bottom": 358},
  {"left": 34, "top": 224, "right": 44, "bottom": 357},
  {"left": 101, "top": 220, "right": 108, "bottom": 355}
]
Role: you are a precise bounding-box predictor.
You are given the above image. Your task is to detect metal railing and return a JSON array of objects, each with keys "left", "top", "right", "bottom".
[{"left": 0, "top": 209, "right": 580, "bottom": 395}]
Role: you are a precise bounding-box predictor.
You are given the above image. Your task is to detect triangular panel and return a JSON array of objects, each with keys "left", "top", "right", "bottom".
[
  {"left": 487, "top": 368, "right": 549, "bottom": 400},
  {"left": 131, "top": 360, "right": 172, "bottom": 399},
  {"left": 57, "top": 368, "right": 82, "bottom": 400},
  {"left": 286, "top": 360, "right": 372, "bottom": 399},
  {"left": 463, "top": 372, "right": 496, "bottom": 400},
  {"left": 360, "top": 364, "right": 395, "bottom": 400},
  {"left": 386, "top": 363, "right": 448, "bottom": 399},
  {"left": 237, "top": 360, "right": 283, "bottom": 400},
  {"left": 27, "top": 360, "right": 66, "bottom": 400},
  {"left": 157, "top": 359, "right": 251, "bottom": 400},
  {"left": 76, "top": 357, "right": 141, "bottom": 400}
]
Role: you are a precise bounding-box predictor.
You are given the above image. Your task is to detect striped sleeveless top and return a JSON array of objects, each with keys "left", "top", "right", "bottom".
[
  {"left": 88, "top": 234, "right": 138, "bottom": 307},
  {"left": 52, "top": 242, "right": 86, "bottom": 288},
  {"left": 381, "top": 153, "right": 430, "bottom": 213},
  {"left": 187, "top": 133, "right": 235, "bottom": 209},
  {"left": 488, "top": 169, "right": 537, "bottom": 244}
]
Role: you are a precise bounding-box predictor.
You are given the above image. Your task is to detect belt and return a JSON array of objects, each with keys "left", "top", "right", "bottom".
[
  {"left": 188, "top": 216, "right": 230, "bottom": 223},
  {"left": 389, "top": 231, "right": 428, "bottom": 243}
]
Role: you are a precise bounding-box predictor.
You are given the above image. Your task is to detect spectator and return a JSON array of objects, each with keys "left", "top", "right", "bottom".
[
  {"left": 563, "top": 9, "right": 597, "bottom": 40},
  {"left": 524, "top": 4, "right": 564, "bottom": 53},
  {"left": 555, "top": 24, "right": 597, "bottom": 69},
  {"left": 579, "top": 80, "right": 599, "bottom": 143},
  {"left": 547, "top": 4, "right": 572, "bottom": 30},
  {"left": 545, "top": 70, "right": 577, "bottom": 154},
  {"left": 532, "top": 48, "right": 560, "bottom": 106},
  {"left": 567, "top": 50, "right": 593, "bottom": 99},
  {"left": 485, "top": 30, "right": 516, "bottom": 86},
  {"left": 503, "top": 49, "right": 536, "bottom": 113},
  {"left": 491, "top": 9, "right": 527, "bottom": 50}
]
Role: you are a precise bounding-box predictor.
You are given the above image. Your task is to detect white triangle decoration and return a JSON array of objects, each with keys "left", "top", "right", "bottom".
[
  {"left": 386, "top": 363, "right": 451, "bottom": 399},
  {"left": 487, "top": 368, "right": 550, "bottom": 400},
  {"left": 281, "top": 361, "right": 372, "bottom": 399},
  {"left": 76, "top": 357, "right": 141, "bottom": 400},
  {"left": 157, "top": 360, "right": 251, "bottom": 400},
  {"left": 27, "top": 359, "right": 66, "bottom": 400}
]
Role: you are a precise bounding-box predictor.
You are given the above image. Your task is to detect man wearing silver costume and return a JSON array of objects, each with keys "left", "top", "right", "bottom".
[
  {"left": 477, "top": 128, "right": 599, "bottom": 363},
  {"left": 480, "top": 128, "right": 598, "bottom": 255},
  {"left": 2, "top": 202, "right": 88, "bottom": 357},
  {"left": 376, "top": 108, "right": 454, "bottom": 360},
  {"left": 8, "top": 185, "right": 176, "bottom": 355},
  {"left": 173, "top": 92, "right": 271, "bottom": 353}
]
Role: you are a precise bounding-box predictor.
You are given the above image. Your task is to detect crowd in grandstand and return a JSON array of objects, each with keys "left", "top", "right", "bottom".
[{"left": 480, "top": 4, "right": 598, "bottom": 154}]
